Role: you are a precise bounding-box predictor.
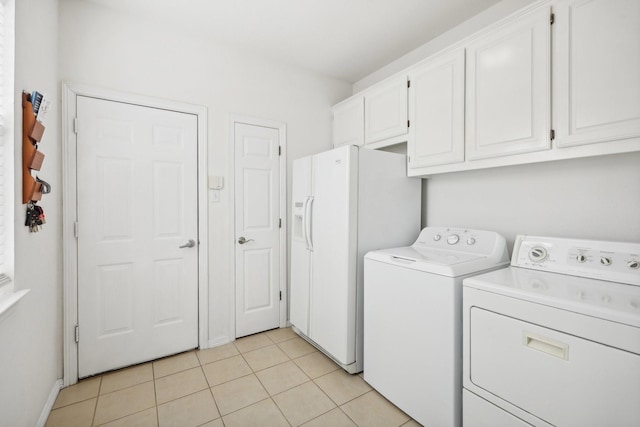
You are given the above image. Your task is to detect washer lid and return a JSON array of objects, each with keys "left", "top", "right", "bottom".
[
  {"left": 381, "top": 246, "right": 481, "bottom": 265},
  {"left": 365, "top": 246, "right": 507, "bottom": 277},
  {"left": 464, "top": 267, "right": 640, "bottom": 328},
  {"left": 364, "top": 226, "right": 511, "bottom": 277}
]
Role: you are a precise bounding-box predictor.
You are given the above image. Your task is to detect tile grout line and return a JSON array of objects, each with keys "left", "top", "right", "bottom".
[
  {"left": 90, "top": 376, "right": 103, "bottom": 427},
  {"left": 250, "top": 350, "right": 313, "bottom": 425},
  {"left": 230, "top": 331, "right": 296, "bottom": 425},
  {"left": 265, "top": 396, "right": 294, "bottom": 427},
  {"left": 152, "top": 364, "right": 159, "bottom": 427},
  {"left": 306, "top": 372, "right": 349, "bottom": 426},
  {"left": 260, "top": 339, "right": 340, "bottom": 427},
  {"left": 238, "top": 337, "right": 284, "bottom": 421},
  {"left": 199, "top": 357, "right": 223, "bottom": 426}
]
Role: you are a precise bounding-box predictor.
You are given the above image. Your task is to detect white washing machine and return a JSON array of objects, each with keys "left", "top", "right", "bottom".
[
  {"left": 463, "top": 235, "right": 640, "bottom": 427},
  {"left": 364, "top": 227, "right": 510, "bottom": 427}
]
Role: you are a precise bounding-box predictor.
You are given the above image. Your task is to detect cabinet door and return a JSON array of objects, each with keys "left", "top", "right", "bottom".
[
  {"left": 332, "top": 96, "right": 364, "bottom": 148},
  {"left": 466, "top": 6, "right": 551, "bottom": 160},
  {"left": 408, "top": 49, "right": 465, "bottom": 169},
  {"left": 364, "top": 76, "right": 409, "bottom": 144},
  {"left": 554, "top": 0, "right": 640, "bottom": 148}
]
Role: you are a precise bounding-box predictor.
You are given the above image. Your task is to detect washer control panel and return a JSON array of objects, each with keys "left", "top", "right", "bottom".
[
  {"left": 513, "top": 235, "right": 640, "bottom": 286},
  {"left": 414, "top": 227, "right": 508, "bottom": 258}
]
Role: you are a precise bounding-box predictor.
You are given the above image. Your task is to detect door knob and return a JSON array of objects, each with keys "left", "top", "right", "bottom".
[
  {"left": 238, "top": 236, "right": 254, "bottom": 244},
  {"left": 179, "top": 239, "right": 196, "bottom": 248}
]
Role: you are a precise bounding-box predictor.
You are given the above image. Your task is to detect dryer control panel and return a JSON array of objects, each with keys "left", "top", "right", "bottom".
[{"left": 513, "top": 235, "right": 640, "bottom": 286}]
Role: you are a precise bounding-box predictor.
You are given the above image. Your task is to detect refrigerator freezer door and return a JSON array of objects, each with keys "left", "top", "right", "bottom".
[
  {"left": 309, "top": 145, "right": 359, "bottom": 365},
  {"left": 290, "top": 156, "right": 312, "bottom": 335}
]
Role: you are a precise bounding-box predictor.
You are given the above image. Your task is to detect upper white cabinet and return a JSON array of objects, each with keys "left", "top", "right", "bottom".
[
  {"left": 408, "top": 48, "right": 465, "bottom": 168},
  {"left": 465, "top": 6, "right": 552, "bottom": 161},
  {"left": 332, "top": 96, "right": 364, "bottom": 148},
  {"left": 553, "top": 0, "right": 640, "bottom": 148},
  {"left": 364, "top": 76, "right": 409, "bottom": 145},
  {"left": 333, "top": 0, "right": 640, "bottom": 176}
]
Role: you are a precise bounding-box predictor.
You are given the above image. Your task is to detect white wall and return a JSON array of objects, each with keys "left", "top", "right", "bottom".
[
  {"left": 0, "top": 0, "right": 61, "bottom": 425},
  {"left": 425, "top": 152, "right": 640, "bottom": 252},
  {"left": 58, "top": 0, "right": 352, "bottom": 345}
]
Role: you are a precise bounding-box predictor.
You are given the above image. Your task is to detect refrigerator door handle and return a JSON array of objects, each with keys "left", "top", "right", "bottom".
[
  {"left": 305, "top": 196, "right": 314, "bottom": 251},
  {"left": 301, "top": 197, "right": 310, "bottom": 250}
]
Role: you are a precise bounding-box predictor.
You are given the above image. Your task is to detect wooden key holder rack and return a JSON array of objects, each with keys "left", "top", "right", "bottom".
[{"left": 22, "top": 92, "right": 47, "bottom": 203}]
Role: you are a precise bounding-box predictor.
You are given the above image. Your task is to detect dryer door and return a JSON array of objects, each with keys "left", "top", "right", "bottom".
[{"left": 469, "top": 307, "right": 640, "bottom": 426}]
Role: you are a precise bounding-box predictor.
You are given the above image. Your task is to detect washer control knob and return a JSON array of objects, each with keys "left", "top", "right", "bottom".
[
  {"left": 576, "top": 254, "right": 587, "bottom": 263},
  {"left": 529, "top": 247, "right": 548, "bottom": 262},
  {"left": 628, "top": 260, "right": 640, "bottom": 270},
  {"left": 433, "top": 234, "right": 442, "bottom": 241},
  {"left": 447, "top": 234, "right": 460, "bottom": 245},
  {"left": 467, "top": 237, "right": 476, "bottom": 245},
  {"left": 600, "top": 257, "right": 612, "bottom": 266}
]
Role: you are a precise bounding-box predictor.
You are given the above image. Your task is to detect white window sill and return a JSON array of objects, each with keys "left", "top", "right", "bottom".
[{"left": 0, "top": 289, "right": 30, "bottom": 324}]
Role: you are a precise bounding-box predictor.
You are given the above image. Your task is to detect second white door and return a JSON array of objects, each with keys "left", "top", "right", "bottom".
[{"left": 234, "top": 122, "right": 282, "bottom": 338}]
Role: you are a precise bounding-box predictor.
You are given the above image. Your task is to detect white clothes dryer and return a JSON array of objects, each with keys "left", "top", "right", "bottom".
[
  {"left": 363, "top": 227, "right": 510, "bottom": 427},
  {"left": 462, "top": 235, "right": 640, "bottom": 427}
]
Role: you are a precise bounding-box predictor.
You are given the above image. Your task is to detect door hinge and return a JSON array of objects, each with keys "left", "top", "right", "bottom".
[
  {"left": 279, "top": 218, "right": 282, "bottom": 228},
  {"left": 278, "top": 146, "right": 282, "bottom": 156},
  {"left": 74, "top": 221, "right": 79, "bottom": 239},
  {"left": 74, "top": 325, "right": 80, "bottom": 343},
  {"left": 279, "top": 291, "right": 282, "bottom": 301},
  {"left": 407, "top": 120, "right": 410, "bottom": 128},
  {"left": 73, "top": 117, "right": 79, "bottom": 134},
  {"left": 407, "top": 80, "right": 411, "bottom": 88},
  {"left": 550, "top": 13, "right": 555, "bottom": 25},
  {"left": 550, "top": 129, "right": 556, "bottom": 141}
]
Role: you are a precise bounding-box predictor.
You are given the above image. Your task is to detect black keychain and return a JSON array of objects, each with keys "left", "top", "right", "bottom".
[{"left": 25, "top": 202, "right": 45, "bottom": 232}]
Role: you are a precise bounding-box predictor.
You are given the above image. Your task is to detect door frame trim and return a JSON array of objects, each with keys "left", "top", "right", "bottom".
[
  {"left": 61, "top": 82, "right": 209, "bottom": 386},
  {"left": 228, "top": 115, "right": 287, "bottom": 338}
]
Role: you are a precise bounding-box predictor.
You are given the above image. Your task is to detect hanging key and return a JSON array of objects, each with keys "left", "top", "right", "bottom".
[
  {"left": 25, "top": 203, "right": 38, "bottom": 232},
  {"left": 38, "top": 205, "right": 46, "bottom": 225},
  {"left": 25, "top": 203, "right": 34, "bottom": 227}
]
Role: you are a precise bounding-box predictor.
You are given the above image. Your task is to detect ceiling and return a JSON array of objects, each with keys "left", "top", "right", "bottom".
[{"left": 82, "top": 0, "right": 504, "bottom": 83}]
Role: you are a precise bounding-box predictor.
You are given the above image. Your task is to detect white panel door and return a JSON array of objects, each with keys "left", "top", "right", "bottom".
[
  {"left": 77, "top": 97, "right": 198, "bottom": 378},
  {"left": 408, "top": 48, "right": 465, "bottom": 169},
  {"left": 289, "top": 157, "right": 312, "bottom": 335},
  {"left": 554, "top": 0, "right": 640, "bottom": 147},
  {"left": 309, "top": 146, "right": 358, "bottom": 365},
  {"left": 332, "top": 96, "right": 364, "bottom": 148},
  {"left": 234, "top": 123, "right": 281, "bottom": 338},
  {"left": 466, "top": 6, "right": 551, "bottom": 160},
  {"left": 364, "top": 76, "right": 409, "bottom": 144}
]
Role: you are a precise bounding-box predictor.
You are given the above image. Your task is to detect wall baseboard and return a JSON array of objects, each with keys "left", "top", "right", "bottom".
[
  {"left": 208, "top": 336, "right": 233, "bottom": 348},
  {"left": 36, "top": 379, "right": 63, "bottom": 427}
]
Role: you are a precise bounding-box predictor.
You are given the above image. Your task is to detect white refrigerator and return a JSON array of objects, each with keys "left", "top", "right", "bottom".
[{"left": 290, "top": 145, "right": 420, "bottom": 373}]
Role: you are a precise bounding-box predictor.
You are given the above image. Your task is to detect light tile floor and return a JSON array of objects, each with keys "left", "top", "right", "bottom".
[{"left": 46, "top": 327, "right": 421, "bottom": 427}]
